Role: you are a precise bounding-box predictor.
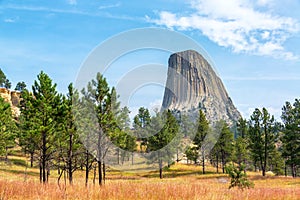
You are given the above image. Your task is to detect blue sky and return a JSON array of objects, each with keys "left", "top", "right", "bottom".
[{"left": 0, "top": 0, "right": 300, "bottom": 120}]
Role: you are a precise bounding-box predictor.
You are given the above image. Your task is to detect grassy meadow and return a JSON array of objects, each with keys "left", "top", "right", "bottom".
[{"left": 0, "top": 152, "right": 299, "bottom": 200}]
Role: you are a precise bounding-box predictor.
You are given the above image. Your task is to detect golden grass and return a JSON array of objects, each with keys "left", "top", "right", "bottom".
[
  {"left": 1, "top": 176, "right": 299, "bottom": 200},
  {"left": 0, "top": 159, "right": 299, "bottom": 200}
]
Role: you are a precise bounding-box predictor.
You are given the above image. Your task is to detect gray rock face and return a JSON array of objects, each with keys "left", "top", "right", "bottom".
[{"left": 162, "top": 50, "right": 241, "bottom": 124}]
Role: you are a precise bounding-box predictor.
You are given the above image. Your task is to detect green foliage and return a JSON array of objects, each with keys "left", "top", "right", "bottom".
[
  {"left": 193, "top": 109, "right": 209, "bottom": 149},
  {"left": 80, "top": 72, "right": 119, "bottom": 185},
  {"left": 248, "top": 108, "right": 278, "bottom": 176},
  {"left": 20, "top": 71, "right": 61, "bottom": 182},
  {"left": 234, "top": 117, "right": 250, "bottom": 168},
  {"left": 281, "top": 99, "right": 300, "bottom": 177},
  {"left": 14, "top": 81, "right": 27, "bottom": 92},
  {"left": 225, "top": 163, "right": 254, "bottom": 190},
  {"left": 0, "top": 97, "right": 17, "bottom": 158},
  {"left": 185, "top": 146, "right": 198, "bottom": 164},
  {"left": 147, "top": 110, "right": 179, "bottom": 178},
  {"left": 133, "top": 107, "right": 151, "bottom": 151},
  {"left": 0, "top": 68, "right": 11, "bottom": 89},
  {"left": 212, "top": 120, "right": 234, "bottom": 173},
  {"left": 18, "top": 89, "right": 39, "bottom": 167}
]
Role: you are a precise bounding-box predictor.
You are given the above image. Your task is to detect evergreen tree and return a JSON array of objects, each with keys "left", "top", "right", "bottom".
[
  {"left": 234, "top": 117, "right": 249, "bottom": 170},
  {"left": 0, "top": 68, "right": 11, "bottom": 89},
  {"left": 193, "top": 109, "right": 209, "bottom": 174},
  {"left": 31, "top": 71, "right": 60, "bottom": 183},
  {"left": 281, "top": 99, "right": 300, "bottom": 177},
  {"left": 0, "top": 97, "right": 17, "bottom": 160},
  {"left": 248, "top": 108, "right": 277, "bottom": 176},
  {"left": 147, "top": 110, "right": 179, "bottom": 179},
  {"left": 133, "top": 107, "right": 151, "bottom": 151},
  {"left": 80, "top": 72, "right": 116, "bottom": 185},
  {"left": 55, "top": 83, "right": 82, "bottom": 185},
  {"left": 212, "top": 120, "right": 234, "bottom": 173},
  {"left": 19, "top": 89, "right": 38, "bottom": 167},
  {"left": 15, "top": 81, "right": 27, "bottom": 92}
]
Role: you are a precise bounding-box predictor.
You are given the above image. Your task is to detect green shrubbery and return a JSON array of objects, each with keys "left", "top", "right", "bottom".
[{"left": 225, "top": 163, "right": 254, "bottom": 190}]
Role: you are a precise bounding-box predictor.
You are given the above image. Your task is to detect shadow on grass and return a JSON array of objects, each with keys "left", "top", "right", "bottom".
[
  {"left": 142, "top": 168, "right": 223, "bottom": 179},
  {"left": 0, "top": 168, "right": 39, "bottom": 177}
]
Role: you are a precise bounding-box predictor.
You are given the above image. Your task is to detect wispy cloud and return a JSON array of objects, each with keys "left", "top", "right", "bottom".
[
  {"left": 4, "top": 18, "right": 16, "bottom": 23},
  {"left": 3, "top": 4, "right": 137, "bottom": 21},
  {"left": 149, "top": 0, "right": 299, "bottom": 60},
  {"left": 99, "top": 2, "right": 121, "bottom": 10},
  {"left": 223, "top": 76, "right": 300, "bottom": 81}
]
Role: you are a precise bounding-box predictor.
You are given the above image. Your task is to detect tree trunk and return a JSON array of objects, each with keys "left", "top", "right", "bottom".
[
  {"left": 103, "top": 162, "right": 106, "bottom": 184},
  {"left": 85, "top": 150, "right": 89, "bottom": 187},
  {"left": 98, "top": 160, "right": 102, "bottom": 186},
  {"left": 93, "top": 164, "right": 96, "bottom": 185},
  {"left": 202, "top": 153, "right": 205, "bottom": 174},
  {"left": 39, "top": 161, "right": 42, "bottom": 183},
  {"left": 42, "top": 131, "right": 47, "bottom": 183},
  {"left": 5, "top": 146, "right": 8, "bottom": 161},
  {"left": 284, "top": 162, "right": 287, "bottom": 177},
  {"left": 30, "top": 152, "right": 34, "bottom": 168},
  {"left": 159, "top": 159, "right": 163, "bottom": 179},
  {"left": 216, "top": 154, "right": 219, "bottom": 173},
  {"left": 68, "top": 133, "right": 73, "bottom": 185},
  {"left": 46, "top": 164, "right": 50, "bottom": 182},
  {"left": 221, "top": 151, "right": 225, "bottom": 173},
  {"left": 292, "top": 164, "right": 296, "bottom": 178},
  {"left": 260, "top": 155, "right": 265, "bottom": 176},
  {"left": 263, "top": 124, "right": 268, "bottom": 177}
]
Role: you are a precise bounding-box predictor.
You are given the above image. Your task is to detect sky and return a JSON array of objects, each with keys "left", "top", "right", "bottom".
[{"left": 0, "top": 0, "right": 300, "bottom": 120}]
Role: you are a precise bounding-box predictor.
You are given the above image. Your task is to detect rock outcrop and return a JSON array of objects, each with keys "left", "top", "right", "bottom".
[
  {"left": 0, "top": 88, "right": 21, "bottom": 117},
  {"left": 162, "top": 50, "right": 241, "bottom": 124}
]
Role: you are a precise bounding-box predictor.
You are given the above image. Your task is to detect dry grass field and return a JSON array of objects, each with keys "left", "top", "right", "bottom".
[{"left": 0, "top": 155, "right": 299, "bottom": 200}]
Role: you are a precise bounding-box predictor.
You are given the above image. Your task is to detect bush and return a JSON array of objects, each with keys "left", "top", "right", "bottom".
[{"left": 225, "top": 163, "right": 254, "bottom": 190}]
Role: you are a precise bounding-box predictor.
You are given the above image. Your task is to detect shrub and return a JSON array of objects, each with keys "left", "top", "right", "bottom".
[{"left": 225, "top": 163, "right": 254, "bottom": 190}]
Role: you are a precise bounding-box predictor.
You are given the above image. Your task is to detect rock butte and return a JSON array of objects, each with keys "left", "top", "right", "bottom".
[
  {"left": 0, "top": 87, "right": 21, "bottom": 118},
  {"left": 162, "top": 50, "right": 241, "bottom": 124}
]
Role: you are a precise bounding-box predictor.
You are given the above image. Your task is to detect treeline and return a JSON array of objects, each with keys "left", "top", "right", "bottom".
[
  {"left": 185, "top": 107, "right": 299, "bottom": 177},
  {"left": 0, "top": 68, "right": 299, "bottom": 187}
]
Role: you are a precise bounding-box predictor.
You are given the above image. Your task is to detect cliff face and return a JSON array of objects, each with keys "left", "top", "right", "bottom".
[
  {"left": 0, "top": 88, "right": 21, "bottom": 117},
  {"left": 162, "top": 50, "right": 241, "bottom": 124}
]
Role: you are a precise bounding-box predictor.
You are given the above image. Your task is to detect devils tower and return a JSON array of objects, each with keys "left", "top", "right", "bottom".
[{"left": 162, "top": 50, "right": 241, "bottom": 124}]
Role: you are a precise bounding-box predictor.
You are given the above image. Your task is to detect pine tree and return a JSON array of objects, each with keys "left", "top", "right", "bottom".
[
  {"left": 193, "top": 109, "right": 209, "bottom": 174},
  {"left": 31, "top": 71, "right": 60, "bottom": 183},
  {"left": 19, "top": 89, "right": 39, "bottom": 167},
  {"left": 133, "top": 107, "right": 151, "bottom": 152},
  {"left": 281, "top": 99, "right": 300, "bottom": 177},
  {"left": 15, "top": 81, "right": 27, "bottom": 92},
  {"left": 249, "top": 108, "right": 277, "bottom": 176},
  {"left": 55, "top": 83, "right": 82, "bottom": 185},
  {"left": 234, "top": 117, "right": 249, "bottom": 170},
  {"left": 80, "top": 72, "right": 116, "bottom": 185},
  {"left": 0, "top": 97, "right": 17, "bottom": 160},
  {"left": 0, "top": 68, "right": 11, "bottom": 89},
  {"left": 147, "top": 110, "right": 179, "bottom": 179},
  {"left": 212, "top": 120, "right": 234, "bottom": 173}
]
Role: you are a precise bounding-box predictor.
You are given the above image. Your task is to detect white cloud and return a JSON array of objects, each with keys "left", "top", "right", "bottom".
[
  {"left": 150, "top": 0, "right": 299, "bottom": 60},
  {"left": 4, "top": 18, "right": 16, "bottom": 23},
  {"left": 99, "top": 2, "right": 121, "bottom": 10},
  {"left": 67, "top": 0, "right": 77, "bottom": 5},
  {"left": 256, "top": 0, "right": 274, "bottom": 6}
]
